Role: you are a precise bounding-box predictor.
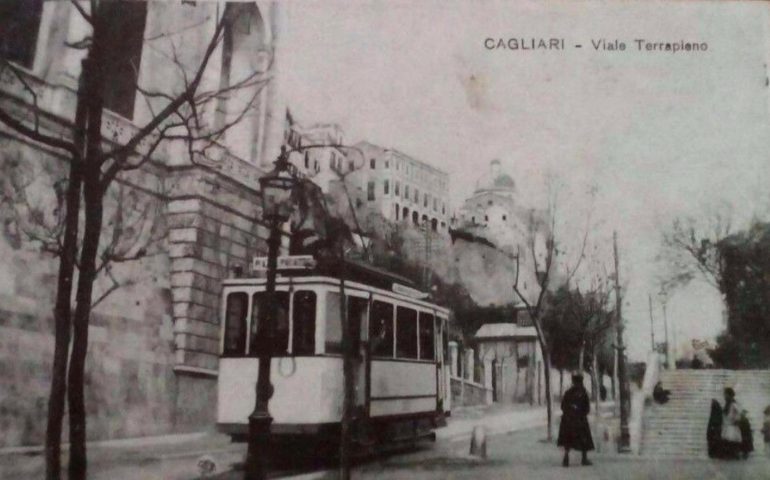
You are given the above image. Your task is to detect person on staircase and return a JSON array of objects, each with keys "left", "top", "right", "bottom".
[
  {"left": 557, "top": 373, "right": 594, "bottom": 467},
  {"left": 653, "top": 381, "right": 671, "bottom": 404},
  {"left": 721, "top": 387, "right": 745, "bottom": 459},
  {"left": 707, "top": 399, "right": 723, "bottom": 458},
  {"left": 761, "top": 405, "right": 770, "bottom": 458}
]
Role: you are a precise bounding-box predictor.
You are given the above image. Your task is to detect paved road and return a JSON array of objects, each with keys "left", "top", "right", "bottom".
[{"left": 341, "top": 428, "right": 770, "bottom": 480}]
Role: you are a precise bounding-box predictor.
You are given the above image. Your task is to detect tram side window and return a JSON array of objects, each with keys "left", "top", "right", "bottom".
[
  {"left": 292, "top": 291, "right": 316, "bottom": 355},
  {"left": 223, "top": 292, "right": 248, "bottom": 355},
  {"left": 395, "top": 306, "right": 418, "bottom": 359},
  {"left": 251, "top": 292, "right": 290, "bottom": 355},
  {"left": 419, "top": 312, "right": 435, "bottom": 361},
  {"left": 325, "top": 293, "right": 368, "bottom": 355},
  {"left": 325, "top": 292, "right": 342, "bottom": 354},
  {"left": 348, "top": 296, "right": 368, "bottom": 356},
  {"left": 369, "top": 301, "right": 394, "bottom": 357}
]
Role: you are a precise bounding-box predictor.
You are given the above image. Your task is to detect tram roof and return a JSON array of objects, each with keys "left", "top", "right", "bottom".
[
  {"left": 295, "top": 258, "right": 422, "bottom": 292},
  {"left": 227, "top": 257, "right": 423, "bottom": 294}
]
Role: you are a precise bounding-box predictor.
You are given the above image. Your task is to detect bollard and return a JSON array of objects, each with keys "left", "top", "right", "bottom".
[{"left": 469, "top": 425, "right": 487, "bottom": 459}]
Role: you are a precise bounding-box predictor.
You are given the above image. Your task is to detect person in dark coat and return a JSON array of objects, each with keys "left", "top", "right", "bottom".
[
  {"left": 738, "top": 409, "right": 753, "bottom": 459},
  {"left": 707, "top": 398, "right": 723, "bottom": 458},
  {"left": 653, "top": 381, "right": 671, "bottom": 404},
  {"left": 557, "top": 373, "right": 594, "bottom": 467}
]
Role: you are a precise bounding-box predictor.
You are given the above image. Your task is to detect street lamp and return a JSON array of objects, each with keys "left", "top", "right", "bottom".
[{"left": 245, "top": 147, "right": 297, "bottom": 480}]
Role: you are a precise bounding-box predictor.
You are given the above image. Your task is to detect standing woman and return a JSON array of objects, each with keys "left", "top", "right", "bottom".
[
  {"left": 557, "top": 373, "right": 595, "bottom": 467},
  {"left": 721, "top": 388, "right": 743, "bottom": 459},
  {"left": 706, "top": 399, "right": 723, "bottom": 458}
]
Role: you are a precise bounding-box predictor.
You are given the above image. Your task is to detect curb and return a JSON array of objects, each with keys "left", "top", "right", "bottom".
[{"left": 0, "top": 431, "right": 211, "bottom": 456}]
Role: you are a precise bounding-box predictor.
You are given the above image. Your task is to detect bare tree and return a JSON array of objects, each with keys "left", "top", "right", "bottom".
[
  {"left": 511, "top": 201, "right": 558, "bottom": 440},
  {"left": 0, "top": 3, "right": 271, "bottom": 478},
  {"left": 658, "top": 202, "right": 733, "bottom": 295}
]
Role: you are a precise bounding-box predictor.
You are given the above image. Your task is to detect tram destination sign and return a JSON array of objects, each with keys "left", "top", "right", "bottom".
[
  {"left": 252, "top": 255, "right": 317, "bottom": 271},
  {"left": 392, "top": 283, "right": 429, "bottom": 300}
]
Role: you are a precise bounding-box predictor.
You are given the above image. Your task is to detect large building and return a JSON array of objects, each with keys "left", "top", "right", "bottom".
[
  {"left": 0, "top": 1, "right": 285, "bottom": 447},
  {"left": 349, "top": 141, "right": 450, "bottom": 232}
]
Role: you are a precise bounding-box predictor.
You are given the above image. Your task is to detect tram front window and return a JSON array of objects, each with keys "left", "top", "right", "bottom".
[
  {"left": 223, "top": 292, "right": 248, "bottom": 355},
  {"left": 396, "top": 306, "right": 418, "bottom": 359},
  {"left": 251, "top": 291, "right": 289, "bottom": 355},
  {"left": 292, "top": 291, "right": 316, "bottom": 355},
  {"left": 419, "top": 312, "right": 435, "bottom": 360},
  {"left": 370, "top": 301, "right": 394, "bottom": 357}
]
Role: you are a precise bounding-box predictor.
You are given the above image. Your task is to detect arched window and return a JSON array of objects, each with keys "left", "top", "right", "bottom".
[{"left": 216, "top": 3, "right": 267, "bottom": 161}]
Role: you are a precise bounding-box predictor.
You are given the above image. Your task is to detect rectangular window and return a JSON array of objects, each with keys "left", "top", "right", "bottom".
[
  {"left": 385, "top": 160, "right": 390, "bottom": 169},
  {"left": 395, "top": 306, "right": 418, "bottom": 359},
  {"left": 325, "top": 291, "right": 342, "bottom": 354},
  {"left": 367, "top": 181, "right": 375, "bottom": 201},
  {"left": 348, "top": 160, "right": 354, "bottom": 171},
  {"left": 424, "top": 194, "right": 428, "bottom": 208},
  {"left": 370, "top": 159, "right": 376, "bottom": 169},
  {"left": 348, "top": 296, "right": 368, "bottom": 356},
  {"left": 419, "top": 313, "right": 435, "bottom": 360},
  {"left": 414, "top": 188, "right": 419, "bottom": 203},
  {"left": 395, "top": 181, "right": 400, "bottom": 196},
  {"left": 384, "top": 180, "right": 389, "bottom": 195},
  {"left": 223, "top": 292, "right": 248, "bottom": 355},
  {"left": 251, "top": 291, "right": 289, "bottom": 355},
  {"left": 404, "top": 185, "right": 410, "bottom": 199},
  {"left": 292, "top": 291, "right": 316, "bottom": 355},
  {"left": 101, "top": 1, "right": 148, "bottom": 120},
  {"left": 433, "top": 198, "right": 438, "bottom": 211},
  {"left": 0, "top": 0, "right": 43, "bottom": 69},
  {"left": 370, "top": 301, "right": 394, "bottom": 357}
]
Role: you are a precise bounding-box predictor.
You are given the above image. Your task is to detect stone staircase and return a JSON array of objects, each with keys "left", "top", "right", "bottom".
[{"left": 640, "top": 369, "right": 770, "bottom": 458}]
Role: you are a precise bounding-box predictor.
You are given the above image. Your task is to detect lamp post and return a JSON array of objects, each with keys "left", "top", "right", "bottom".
[{"left": 245, "top": 147, "right": 297, "bottom": 480}]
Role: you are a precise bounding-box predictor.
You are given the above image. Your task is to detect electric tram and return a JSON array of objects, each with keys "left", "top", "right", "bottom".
[{"left": 216, "top": 255, "right": 451, "bottom": 452}]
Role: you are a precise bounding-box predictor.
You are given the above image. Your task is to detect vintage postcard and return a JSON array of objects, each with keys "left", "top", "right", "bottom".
[{"left": 0, "top": 1, "right": 768, "bottom": 478}]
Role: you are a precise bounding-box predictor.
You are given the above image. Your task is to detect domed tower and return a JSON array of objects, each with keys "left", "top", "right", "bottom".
[{"left": 473, "top": 159, "right": 516, "bottom": 198}]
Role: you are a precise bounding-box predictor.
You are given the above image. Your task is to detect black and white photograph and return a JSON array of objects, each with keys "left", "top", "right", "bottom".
[{"left": 1, "top": 0, "right": 770, "bottom": 479}]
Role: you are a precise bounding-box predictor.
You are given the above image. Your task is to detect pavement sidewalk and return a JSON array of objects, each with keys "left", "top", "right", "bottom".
[
  {"left": 437, "top": 403, "right": 547, "bottom": 442},
  {"left": 0, "top": 403, "right": 550, "bottom": 479}
]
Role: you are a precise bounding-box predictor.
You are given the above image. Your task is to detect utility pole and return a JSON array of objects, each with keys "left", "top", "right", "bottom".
[
  {"left": 613, "top": 231, "right": 630, "bottom": 452},
  {"left": 662, "top": 299, "right": 672, "bottom": 370},
  {"left": 648, "top": 294, "right": 655, "bottom": 354}
]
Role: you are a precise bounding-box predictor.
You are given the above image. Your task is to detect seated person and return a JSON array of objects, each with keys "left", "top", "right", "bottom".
[{"left": 653, "top": 381, "right": 671, "bottom": 404}]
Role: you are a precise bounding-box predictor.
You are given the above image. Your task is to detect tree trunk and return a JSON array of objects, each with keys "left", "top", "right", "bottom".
[
  {"left": 531, "top": 322, "right": 553, "bottom": 441},
  {"left": 578, "top": 339, "right": 585, "bottom": 372},
  {"left": 67, "top": 172, "right": 104, "bottom": 480},
  {"left": 542, "top": 349, "right": 553, "bottom": 441},
  {"left": 45, "top": 161, "right": 82, "bottom": 480},
  {"left": 45, "top": 51, "right": 90, "bottom": 480},
  {"left": 67, "top": 46, "right": 106, "bottom": 479}
]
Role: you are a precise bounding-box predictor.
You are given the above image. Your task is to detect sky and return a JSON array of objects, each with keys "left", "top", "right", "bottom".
[{"left": 278, "top": 0, "right": 770, "bottom": 361}]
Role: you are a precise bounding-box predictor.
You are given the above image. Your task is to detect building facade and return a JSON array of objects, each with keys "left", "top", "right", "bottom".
[
  {"left": 0, "top": 0, "right": 285, "bottom": 447},
  {"left": 283, "top": 114, "right": 348, "bottom": 192},
  {"left": 350, "top": 141, "right": 450, "bottom": 232}
]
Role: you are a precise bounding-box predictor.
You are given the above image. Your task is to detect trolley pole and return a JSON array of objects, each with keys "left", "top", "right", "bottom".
[
  {"left": 245, "top": 219, "right": 281, "bottom": 480},
  {"left": 613, "top": 231, "right": 631, "bottom": 452}
]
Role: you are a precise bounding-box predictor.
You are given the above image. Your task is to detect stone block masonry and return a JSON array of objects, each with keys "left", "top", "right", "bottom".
[{"left": 0, "top": 133, "right": 276, "bottom": 448}]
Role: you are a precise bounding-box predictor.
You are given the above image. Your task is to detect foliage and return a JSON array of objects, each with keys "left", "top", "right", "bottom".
[{"left": 707, "top": 221, "right": 770, "bottom": 368}]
